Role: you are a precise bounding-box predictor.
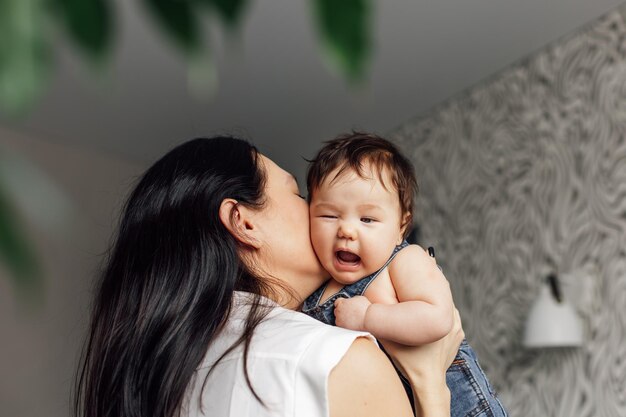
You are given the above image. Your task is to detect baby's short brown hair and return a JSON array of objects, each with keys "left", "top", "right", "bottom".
[{"left": 307, "top": 131, "right": 418, "bottom": 236}]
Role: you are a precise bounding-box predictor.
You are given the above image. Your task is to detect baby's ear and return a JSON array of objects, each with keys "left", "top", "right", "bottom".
[{"left": 399, "top": 211, "right": 412, "bottom": 241}]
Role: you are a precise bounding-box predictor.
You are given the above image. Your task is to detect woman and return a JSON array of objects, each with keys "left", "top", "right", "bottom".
[{"left": 75, "top": 136, "right": 463, "bottom": 417}]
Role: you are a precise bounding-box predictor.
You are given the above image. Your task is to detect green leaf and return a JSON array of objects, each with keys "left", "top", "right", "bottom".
[
  {"left": 313, "top": 0, "right": 371, "bottom": 81},
  {"left": 197, "top": 0, "right": 249, "bottom": 27},
  {"left": 143, "top": 0, "right": 202, "bottom": 55},
  {"left": 49, "top": 0, "right": 113, "bottom": 60},
  {"left": 0, "top": 0, "right": 50, "bottom": 116},
  {"left": 0, "top": 184, "right": 41, "bottom": 302}
]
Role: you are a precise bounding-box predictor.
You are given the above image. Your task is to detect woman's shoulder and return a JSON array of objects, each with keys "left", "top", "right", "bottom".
[
  {"left": 189, "top": 293, "right": 384, "bottom": 417},
  {"left": 235, "top": 292, "right": 378, "bottom": 368},
  {"left": 260, "top": 301, "right": 377, "bottom": 358},
  {"left": 200, "top": 292, "right": 375, "bottom": 367}
]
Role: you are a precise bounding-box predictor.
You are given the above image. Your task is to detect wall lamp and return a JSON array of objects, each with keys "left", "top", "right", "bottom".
[{"left": 523, "top": 274, "right": 584, "bottom": 348}]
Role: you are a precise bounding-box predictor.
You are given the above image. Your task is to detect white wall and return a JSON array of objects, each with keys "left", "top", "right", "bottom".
[{"left": 0, "top": 128, "right": 144, "bottom": 417}]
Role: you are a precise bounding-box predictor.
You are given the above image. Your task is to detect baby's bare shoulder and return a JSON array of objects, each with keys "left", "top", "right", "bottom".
[
  {"left": 391, "top": 244, "right": 431, "bottom": 265},
  {"left": 388, "top": 244, "right": 440, "bottom": 282}
]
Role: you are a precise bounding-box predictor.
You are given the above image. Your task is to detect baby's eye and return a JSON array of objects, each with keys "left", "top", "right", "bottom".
[
  {"left": 320, "top": 215, "right": 337, "bottom": 219},
  {"left": 360, "top": 217, "right": 375, "bottom": 223},
  {"left": 296, "top": 193, "right": 306, "bottom": 200}
]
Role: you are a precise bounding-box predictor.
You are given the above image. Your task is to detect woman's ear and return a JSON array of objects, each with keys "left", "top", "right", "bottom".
[{"left": 218, "top": 198, "right": 262, "bottom": 249}]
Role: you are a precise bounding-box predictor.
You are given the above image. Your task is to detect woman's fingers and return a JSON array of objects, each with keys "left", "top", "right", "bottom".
[
  {"left": 453, "top": 308, "right": 464, "bottom": 340},
  {"left": 380, "top": 306, "right": 465, "bottom": 381},
  {"left": 444, "top": 308, "right": 464, "bottom": 366}
]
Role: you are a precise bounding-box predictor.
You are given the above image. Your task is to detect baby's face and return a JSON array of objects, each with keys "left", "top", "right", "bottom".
[{"left": 309, "top": 165, "right": 407, "bottom": 284}]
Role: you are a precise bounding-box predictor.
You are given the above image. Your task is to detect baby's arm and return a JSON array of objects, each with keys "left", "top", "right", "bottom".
[{"left": 338, "top": 245, "right": 455, "bottom": 346}]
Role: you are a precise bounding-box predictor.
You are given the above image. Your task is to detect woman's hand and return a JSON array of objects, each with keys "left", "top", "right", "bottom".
[
  {"left": 383, "top": 308, "right": 464, "bottom": 380},
  {"left": 380, "top": 308, "right": 464, "bottom": 417}
]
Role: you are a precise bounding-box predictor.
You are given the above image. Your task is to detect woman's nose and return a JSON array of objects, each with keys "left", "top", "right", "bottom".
[{"left": 337, "top": 222, "right": 356, "bottom": 240}]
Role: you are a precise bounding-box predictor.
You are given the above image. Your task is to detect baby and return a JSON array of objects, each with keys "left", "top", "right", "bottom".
[{"left": 302, "top": 132, "right": 508, "bottom": 417}]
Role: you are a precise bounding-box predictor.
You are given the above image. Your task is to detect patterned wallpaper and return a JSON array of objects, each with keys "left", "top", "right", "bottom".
[{"left": 391, "top": 9, "right": 626, "bottom": 417}]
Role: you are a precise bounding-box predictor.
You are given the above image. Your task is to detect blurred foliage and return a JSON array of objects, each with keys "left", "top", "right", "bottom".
[
  {"left": 50, "top": 0, "right": 114, "bottom": 60},
  {"left": 313, "top": 0, "right": 370, "bottom": 81},
  {"left": 0, "top": 0, "right": 51, "bottom": 117},
  {"left": 0, "top": 182, "right": 41, "bottom": 304},
  {"left": 143, "top": 0, "right": 202, "bottom": 54},
  {"left": 0, "top": 0, "right": 371, "bottom": 114},
  {"left": 0, "top": 0, "right": 371, "bottom": 298}
]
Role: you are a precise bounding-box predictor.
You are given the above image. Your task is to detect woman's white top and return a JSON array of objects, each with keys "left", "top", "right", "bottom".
[{"left": 182, "top": 291, "right": 374, "bottom": 417}]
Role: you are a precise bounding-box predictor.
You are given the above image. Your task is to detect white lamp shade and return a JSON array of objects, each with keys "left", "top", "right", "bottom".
[{"left": 523, "top": 286, "right": 583, "bottom": 348}]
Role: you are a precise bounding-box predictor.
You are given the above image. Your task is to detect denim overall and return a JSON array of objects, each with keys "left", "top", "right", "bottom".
[{"left": 302, "top": 241, "right": 508, "bottom": 417}]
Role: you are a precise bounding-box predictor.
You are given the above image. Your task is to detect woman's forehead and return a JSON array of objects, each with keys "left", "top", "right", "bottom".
[{"left": 260, "top": 155, "right": 294, "bottom": 184}]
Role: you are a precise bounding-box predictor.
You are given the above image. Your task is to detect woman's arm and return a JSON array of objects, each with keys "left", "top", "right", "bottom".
[
  {"left": 383, "top": 308, "right": 465, "bottom": 417},
  {"left": 328, "top": 337, "right": 415, "bottom": 417},
  {"left": 329, "top": 308, "right": 463, "bottom": 417}
]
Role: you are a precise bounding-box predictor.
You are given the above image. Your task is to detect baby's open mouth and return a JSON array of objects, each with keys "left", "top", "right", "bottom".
[{"left": 336, "top": 250, "right": 361, "bottom": 265}]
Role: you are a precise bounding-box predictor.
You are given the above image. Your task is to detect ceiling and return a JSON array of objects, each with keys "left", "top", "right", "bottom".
[{"left": 2, "top": 0, "right": 625, "bottom": 182}]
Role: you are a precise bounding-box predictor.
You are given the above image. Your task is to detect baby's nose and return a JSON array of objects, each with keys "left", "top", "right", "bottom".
[{"left": 337, "top": 222, "right": 357, "bottom": 240}]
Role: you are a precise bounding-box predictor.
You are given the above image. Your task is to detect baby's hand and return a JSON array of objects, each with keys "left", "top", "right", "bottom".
[{"left": 334, "top": 296, "right": 372, "bottom": 331}]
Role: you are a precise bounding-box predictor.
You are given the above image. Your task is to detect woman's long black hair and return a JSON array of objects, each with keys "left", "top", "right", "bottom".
[{"left": 75, "top": 137, "right": 273, "bottom": 417}]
